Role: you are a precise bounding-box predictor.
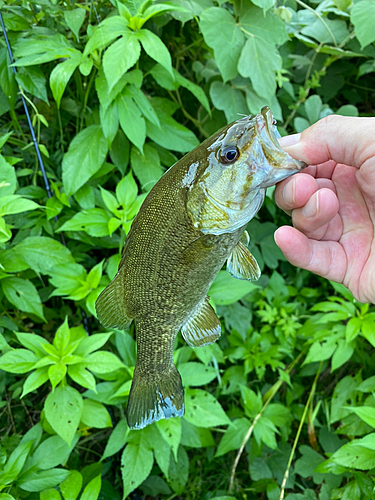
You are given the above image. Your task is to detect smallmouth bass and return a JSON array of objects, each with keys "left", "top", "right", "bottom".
[{"left": 96, "top": 107, "right": 305, "bottom": 430}]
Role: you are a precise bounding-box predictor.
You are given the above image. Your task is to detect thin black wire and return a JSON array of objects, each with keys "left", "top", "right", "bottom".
[
  {"left": 0, "top": 12, "right": 53, "bottom": 199},
  {"left": 0, "top": 14, "right": 90, "bottom": 334}
]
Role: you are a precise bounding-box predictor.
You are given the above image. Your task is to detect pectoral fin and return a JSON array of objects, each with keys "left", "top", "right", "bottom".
[
  {"left": 181, "top": 297, "right": 221, "bottom": 347},
  {"left": 227, "top": 231, "right": 261, "bottom": 281}
]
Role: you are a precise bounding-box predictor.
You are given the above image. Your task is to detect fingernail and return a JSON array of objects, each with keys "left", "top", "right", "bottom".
[
  {"left": 283, "top": 177, "right": 296, "bottom": 205},
  {"left": 302, "top": 192, "right": 319, "bottom": 218},
  {"left": 279, "top": 133, "right": 301, "bottom": 148}
]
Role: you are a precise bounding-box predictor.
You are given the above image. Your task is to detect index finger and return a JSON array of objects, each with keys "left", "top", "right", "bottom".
[{"left": 278, "top": 115, "right": 375, "bottom": 169}]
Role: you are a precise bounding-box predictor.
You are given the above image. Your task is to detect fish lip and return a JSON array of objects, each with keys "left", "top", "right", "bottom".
[
  {"left": 261, "top": 106, "right": 284, "bottom": 152},
  {"left": 260, "top": 106, "right": 306, "bottom": 170}
]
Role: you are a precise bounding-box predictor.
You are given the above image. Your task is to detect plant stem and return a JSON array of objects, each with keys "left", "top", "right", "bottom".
[
  {"left": 228, "top": 351, "right": 305, "bottom": 493},
  {"left": 279, "top": 362, "right": 322, "bottom": 500}
]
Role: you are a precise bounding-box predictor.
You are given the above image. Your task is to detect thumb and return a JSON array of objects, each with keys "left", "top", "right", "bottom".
[{"left": 278, "top": 115, "right": 375, "bottom": 169}]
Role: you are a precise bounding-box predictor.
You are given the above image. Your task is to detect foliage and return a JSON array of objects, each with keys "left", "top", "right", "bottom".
[{"left": 0, "top": 0, "right": 375, "bottom": 498}]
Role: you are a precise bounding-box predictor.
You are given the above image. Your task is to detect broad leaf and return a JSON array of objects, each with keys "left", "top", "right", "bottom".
[
  {"left": 200, "top": 8, "right": 244, "bottom": 82},
  {"left": 184, "top": 389, "right": 230, "bottom": 427},
  {"left": 62, "top": 125, "right": 108, "bottom": 196},
  {"left": 121, "top": 434, "right": 154, "bottom": 499},
  {"left": 238, "top": 37, "right": 281, "bottom": 100},
  {"left": 103, "top": 33, "right": 141, "bottom": 91},
  {"left": 44, "top": 385, "right": 83, "bottom": 446},
  {"left": 2, "top": 277, "right": 45, "bottom": 321},
  {"left": 50, "top": 55, "right": 82, "bottom": 108}
]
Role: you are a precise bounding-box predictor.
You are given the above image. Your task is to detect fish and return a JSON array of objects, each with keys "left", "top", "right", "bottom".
[{"left": 95, "top": 107, "right": 305, "bottom": 430}]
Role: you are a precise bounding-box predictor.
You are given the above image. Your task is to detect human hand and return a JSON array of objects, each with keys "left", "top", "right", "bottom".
[{"left": 274, "top": 114, "right": 375, "bottom": 303}]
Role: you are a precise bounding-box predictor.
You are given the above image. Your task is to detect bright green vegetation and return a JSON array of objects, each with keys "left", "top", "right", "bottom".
[{"left": 0, "top": 0, "right": 375, "bottom": 499}]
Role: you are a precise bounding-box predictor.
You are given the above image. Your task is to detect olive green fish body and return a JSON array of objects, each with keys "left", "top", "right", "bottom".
[{"left": 96, "top": 107, "right": 305, "bottom": 429}]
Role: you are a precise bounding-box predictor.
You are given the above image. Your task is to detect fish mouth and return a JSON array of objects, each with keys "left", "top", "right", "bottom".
[{"left": 258, "top": 106, "right": 306, "bottom": 171}]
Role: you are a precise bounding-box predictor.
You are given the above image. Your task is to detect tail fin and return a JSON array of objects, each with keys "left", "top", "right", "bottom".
[{"left": 126, "top": 364, "right": 184, "bottom": 430}]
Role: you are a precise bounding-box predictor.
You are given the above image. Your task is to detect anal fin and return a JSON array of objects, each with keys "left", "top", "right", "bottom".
[
  {"left": 181, "top": 297, "right": 221, "bottom": 347},
  {"left": 95, "top": 273, "right": 132, "bottom": 330},
  {"left": 227, "top": 231, "right": 261, "bottom": 281}
]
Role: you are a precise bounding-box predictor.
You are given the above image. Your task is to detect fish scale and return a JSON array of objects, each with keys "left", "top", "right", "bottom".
[{"left": 96, "top": 107, "right": 305, "bottom": 430}]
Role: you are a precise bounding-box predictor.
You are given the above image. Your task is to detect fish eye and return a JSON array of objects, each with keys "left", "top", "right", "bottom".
[{"left": 219, "top": 146, "right": 240, "bottom": 165}]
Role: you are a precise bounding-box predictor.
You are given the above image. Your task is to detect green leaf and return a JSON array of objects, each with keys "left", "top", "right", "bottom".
[
  {"left": 100, "top": 187, "right": 120, "bottom": 214},
  {"left": 157, "top": 418, "right": 181, "bottom": 461},
  {"left": 32, "top": 435, "right": 73, "bottom": 470},
  {"left": 13, "top": 236, "right": 74, "bottom": 275},
  {"left": 135, "top": 29, "right": 173, "bottom": 77},
  {"left": 329, "top": 433, "right": 375, "bottom": 469},
  {"left": 57, "top": 209, "right": 111, "bottom": 238},
  {"left": 121, "top": 435, "right": 154, "bottom": 499},
  {"left": 62, "top": 125, "right": 109, "bottom": 196},
  {"left": 126, "top": 85, "right": 160, "bottom": 127},
  {"left": 84, "top": 16, "right": 129, "bottom": 54},
  {"left": 68, "top": 364, "right": 97, "bottom": 392},
  {"left": 240, "top": 6, "right": 288, "bottom": 44},
  {"left": 146, "top": 109, "right": 199, "bottom": 152},
  {"left": 304, "top": 340, "right": 337, "bottom": 364},
  {"left": 209, "top": 271, "right": 258, "bottom": 305},
  {"left": 361, "top": 317, "right": 375, "bottom": 347},
  {"left": 22, "top": 368, "right": 49, "bottom": 397},
  {"left": 304, "top": 94, "right": 322, "bottom": 125},
  {"left": 17, "top": 468, "right": 70, "bottom": 492},
  {"left": 346, "top": 406, "right": 375, "bottom": 429},
  {"left": 40, "top": 489, "right": 62, "bottom": 500},
  {"left": 246, "top": 89, "right": 282, "bottom": 121},
  {"left": 80, "top": 475, "right": 101, "bottom": 500},
  {"left": 331, "top": 339, "right": 354, "bottom": 371},
  {"left": 117, "top": 93, "right": 146, "bottom": 153},
  {"left": 238, "top": 37, "right": 281, "bottom": 100},
  {"left": 179, "top": 362, "right": 217, "bottom": 387},
  {"left": 0, "top": 156, "right": 17, "bottom": 196},
  {"left": 0, "top": 441, "right": 32, "bottom": 486},
  {"left": 130, "top": 144, "right": 164, "bottom": 191},
  {"left": 49, "top": 363, "right": 67, "bottom": 389},
  {"left": 60, "top": 470, "right": 83, "bottom": 500},
  {"left": 116, "top": 171, "right": 138, "bottom": 207},
  {"left": 86, "top": 351, "right": 124, "bottom": 374},
  {"left": 168, "top": 445, "right": 189, "bottom": 494},
  {"left": 2, "top": 277, "right": 45, "bottom": 321},
  {"left": 251, "top": 0, "right": 275, "bottom": 12},
  {"left": 103, "top": 33, "right": 141, "bottom": 91},
  {"left": 184, "top": 388, "right": 230, "bottom": 427},
  {"left": 351, "top": 1, "right": 375, "bottom": 48},
  {"left": 16, "top": 66, "right": 48, "bottom": 103},
  {"left": 102, "top": 419, "right": 129, "bottom": 460},
  {"left": 44, "top": 385, "right": 83, "bottom": 446},
  {"left": 54, "top": 318, "right": 71, "bottom": 354},
  {"left": 50, "top": 55, "right": 82, "bottom": 108},
  {"left": 294, "top": 445, "right": 326, "bottom": 483},
  {"left": 87, "top": 261, "right": 104, "bottom": 289},
  {"left": 200, "top": 7, "right": 244, "bottom": 82},
  {"left": 81, "top": 399, "right": 112, "bottom": 428},
  {"left": 253, "top": 415, "right": 278, "bottom": 449},
  {"left": 180, "top": 419, "right": 215, "bottom": 448},
  {"left": 15, "top": 332, "right": 49, "bottom": 355},
  {"left": 215, "top": 418, "right": 251, "bottom": 457},
  {"left": 64, "top": 8, "right": 86, "bottom": 41},
  {"left": 346, "top": 317, "right": 362, "bottom": 342},
  {"left": 0, "top": 195, "right": 39, "bottom": 216},
  {"left": 100, "top": 101, "right": 119, "bottom": 143},
  {"left": 49, "top": 263, "right": 89, "bottom": 300},
  {"left": 210, "top": 81, "right": 248, "bottom": 123}
]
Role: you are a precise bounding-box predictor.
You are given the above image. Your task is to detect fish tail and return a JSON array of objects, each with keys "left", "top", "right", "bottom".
[{"left": 126, "top": 364, "right": 184, "bottom": 430}]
